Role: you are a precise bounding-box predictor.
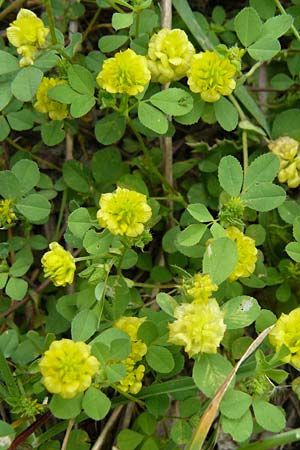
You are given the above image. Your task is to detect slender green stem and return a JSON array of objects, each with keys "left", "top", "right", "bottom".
[
  {"left": 82, "top": 7, "right": 102, "bottom": 42},
  {"left": 112, "top": 383, "right": 145, "bottom": 407},
  {"left": 53, "top": 188, "right": 67, "bottom": 242},
  {"left": 242, "top": 130, "right": 248, "bottom": 182},
  {"left": 103, "top": 0, "right": 124, "bottom": 12},
  {"left": 134, "top": 282, "right": 177, "bottom": 289},
  {"left": 74, "top": 254, "right": 109, "bottom": 262},
  {"left": 273, "top": 0, "right": 300, "bottom": 44},
  {"left": 45, "top": 0, "right": 58, "bottom": 45},
  {"left": 237, "top": 428, "right": 300, "bottom": 450},
  {"left": 229, "top": 94, "right": 246, "bottom": 121},
  {"left": 238, "top": 61, "right": 264, "bottom": 86},
  {"left": 61, "top": 418, "right": 75, "bottom": 450}
]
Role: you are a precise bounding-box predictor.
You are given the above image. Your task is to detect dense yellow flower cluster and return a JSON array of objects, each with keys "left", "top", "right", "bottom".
[
  {"left": 0, "top": 199, "right": 16, "bottom": 227},
  {"left": 187, "top": 50, "right": 236, "bottom": 102},
  {"left": 225, "top": 226, "right": 258, "bottom": 282},
  {"left": 147, "top": 28, "right": 195, "bottom": 84},
  {"left": 39, "top": 339, "right": 100, "bottom": 399},
  {"left": 97, "top": 187, "right": 152, "bottom": 237},
  {"left": 96, "top": 49, "right": 151, "bottom": 96},
  {"left": 269, "top": 308, "right": 300, "bottom": 368},
  {"left": 114, "top": 316, "right": 147, "bottom": 394},
  {"left": 41, "top": 242, "right": 76, "bottom": 287},
  {"left": 6, "top": 8, "right": 49, "bottom": 66},
  {"left": 168, "top": 300, "right": 226, "bottom": 357},
  {"left": 268, "top": 136, "right": 300, "bottom": 188},
  {"left": 34, "top": 77, "right": 68, "bottom": 121},
  {"left": 185, "top": 273, "right": 218, "bottom": 303}
]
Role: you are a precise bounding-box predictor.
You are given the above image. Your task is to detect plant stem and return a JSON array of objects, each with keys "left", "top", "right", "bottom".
[
  {"left": 242, "top": 129, "right": 248, "bottom": 181},
  {"left": 53, "top": 188, "right": 67, "bottom": 242},
  {"left": 45, "top": 0, "right": 58, "bottom": 45},
  {"left": 61, "top": 418, "right": 75, "bottom": 450},
  {"left": 82, "top": 7, "right": 102, "bottom": 42},
  {"left": 74, "top": 254, "right": 109, "bottom": 262},
  {"left": 237, "top": 428, "right": 300, "bottom": 450},
  {"left": 0, "top": 0, "right": 25, "bottom": 20},
  {"left": 134, "top": 282, "right": 177, "bottom": 289},
  {"left": 273, "top": 0, "right": 300, "bottom": 44},
  {"left": 90, "top": 406, "right": 124, "bottom": 450}
]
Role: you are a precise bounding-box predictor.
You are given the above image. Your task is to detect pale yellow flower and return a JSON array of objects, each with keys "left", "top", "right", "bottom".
[
  {"left": 39, "top": 339, "right": 100, "bottom": 399},
  {"left": 118, "top": 362, "right": 145, "bottom": 395},
  {"left": 96, "top": 48, "right": 151, "bottom": 96},
  {"left": 97, "top": 187, "right": 152, "bottom": 237},
  {"left": 168, "top": 299, "right": 226, "bottom": 358},
  {"left": 185, "top": 273, "right": 218, "bottom": 304},
  {"left": 41, "top": 242, "right": 76, "bottom": 287},
  {"left": 269, "top": 137, "right": 300, "bottom": 188},
  {"left": 6, "top": 8, "right": 49, "bottom": 66},
  {"left": 34, "top": 77, "right": 68, "bottom": 121},
  {"left": 268, "top": 136, "right": 299, "bottom": 161},
  {"left": 0, "top": 199, "right": 16, "bottom": 227},
  {"left": 226, "top": 226, "right": 258, "bottom": 282},
  {"left": 147, "top": 28, "right": 195, "bottom": 84},
  {"left": 269, "top": 308, "right": 300, "bottom": 368},
  {"left": 187, "top": 50, "right": 236, "bottom": 102}
]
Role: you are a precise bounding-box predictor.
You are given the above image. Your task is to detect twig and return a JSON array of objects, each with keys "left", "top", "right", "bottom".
[
  {"left": 8, "top": 411, "right": 52, "bottom": 450},
  {"left": 90, "top": 406, "right": 124, "bottom": 450},
  {"left": 61, "top": 418, "right": 75, "bottom": 450}
]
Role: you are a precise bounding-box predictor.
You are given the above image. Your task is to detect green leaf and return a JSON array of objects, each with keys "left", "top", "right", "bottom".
[
  {"left": 34, "top": 51, "right": 59, "bottom": 71},
  {"left": 71, "top": 309, "right": 98, "bottom": 341},
  {"left": 278, "top": 200, "right": 300, "bottom": 225},
  {"left": 82, "top": 387, "right": 111, "bottom": 420},
  {"left": 175, "top": 95, "right": 204, "bottom": 125},
  {"left": 66, "top": 430, "right": 90, "bottom": 450},
  {"left": 193, "top": 353, "right": 233, "bottom": 397},
  {"left": 5, "top": 277, "right": 28, "bottom": 301},
  {"left": 242, "top": 182, "right": 286, "bottom": 211},
  {"left": 214, "top": 97, "right": 239, "bottom": 132},
  {"left": 248, "top": 37, "right": 281, "bottom": 61},
  {"left": 117, "top": 429, "right": 144, "bottom": 450},
  {"left": 0, "top": 82, "right": 13, "bottom": 111},
  {"left": 95, "top": 112, "right": 126, "bottom": 145},
  {"left": 9, "top": 248, "right": 33, "bottom": 277},
  {"left": 70, "top": 94, "right": 95, "bottom": 118},
  {"left": 146, "top": 345, "right": 175, "bottom": 373},
  {"left": 0, "top": 51, "right": 19, "bottom": 75},
  {"left": 220, "top": 389, "right": 252, "bottom": 419},
  {"left": 0, "top": 116, "right": 10, "bottom": 141},
  {"left": 249, "top": 0, "right": 276, "bottom": 19},
  {"left": 7, "top": 110, "right": 34, "bottom": 131},
  {"left": 286, "top": 242, "right": 300, "bottom": 262},
  {"left": 63, "top": 160, "right": 90, "bottom": 193},
  {"left": 0, "top": 420, "right": 15, "bottom": 450},
  {"left": 272, "top": 109, "right": 300, "bottom": 140},
  {"left": 218, "top": 155, "right": 243, "bottom": 196},
  {"left": 41, "top": 121, "right": 65, "bottom": 146},
  {"left": 156, "top": 293, "right": 178, "bottom": 317},
  {"left": 98, "top": 35, "right": 129, "bottom": 52},
  {"left": 149, "top": 88, "right": 193, "bottom": 117},
  {"left": 112, "top": 12, "right": 134, "bottom": 30},
  {"left": 16, "top": 194, "right": 51, "bottom": 222},
  {"left": 48, "top": 84, "right": 78, "bottom": 104},
  {"left": 271, "top": 73, "right": 294, "bottom": 90},
  {"left": 293, "top": 217, "right": 300, "bottom": 242},
  {"left": 176, "top": 224, "right": 207, "bottom": 247},
  {"left": 187, "top": 203, "right": 214, "bottom": 223},
  {"left": 68, "top": 65, "right": 95, "bottom": 95},
  {"left": 244, "top": 153, "right": 279, "bottom": 190},
  {"left": 234, "top": 7, "right": 262, "bottom": 47},
  {"left": 170, "top": 420, "right": 192, "bottom": 445},
  {"left": 138, "top": 103, "right": 168, "bottom": 135},
  {"left": 92, "top": 146, "right": 127, "bottom": 183},
  {"left": 203, "top": 237, "right": 238, "bottom": 285},
  {"left": 11, "top": 67, "right": 43, "bottom": 102},
  {"left": 68, "top": 208, "right": 92, "bottom": 239},
  {"left": 252, "top": 399, "right": 285, "bottom": 432},
  {"left": 0, "top": 171, "right": 20, "bottom": 199},
  {"left": 261, "top": 14, "right": 293, "bottom": 39},
  {"left": 49, "top": 393, "right": 83, "bottom": 419},
  {"left": 222, "top": 296, "right": 261, "bottom": 330},
  {"left": 221, "top": 409, "right": 253, "bottom": 442},
  {"left": 12, "top": 159, "right": 40, "bottom": 195},
  {"left": 234, "top": 86, "right": 269, "bottom": 134}
]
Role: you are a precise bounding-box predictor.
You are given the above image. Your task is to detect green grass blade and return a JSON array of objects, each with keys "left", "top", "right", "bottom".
[{"left": 237, "top": 428, "right": 300, "bottom": 450}]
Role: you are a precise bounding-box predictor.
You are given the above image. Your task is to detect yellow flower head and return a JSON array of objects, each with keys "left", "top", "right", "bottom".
[
  {"left": 96, "top": 49, "right": 151, "bottom": 96},
  {"left": 268, "top": 136, "right": 299, "bottom": 161},
  {"left": 41, "top": 242, "right": 76, "bottom": 287},
  {"left": 187, "top": 50, "right": 236, "bottom": 102},
  {"left": 6, "top": 8, "right": 49, "bottom": 66},
  {"left": 147, "top": 28, "right": 195, "bottom": 84},
  {"left": 278, "top": 156, "right": 300, "bottom": 188},
  {"left": 0, "top": 199, "right": 16, "bottom": 227},
  {"left": 168, "top": 299, "right": 226, "bottom": 358},
  {"left": 34, "top": 77, "right": 68, "bottom": 121},
  {"left": 225, "top": 226, "right": 258, "bottom": 282},
  {"left": 185, "top": 273, "right": 218, "bottom": 304},
  {"left": 39, "top": 339, "right": 100, "bottom": 399},
  {"left": 269, "top": 308, "right": 300, "bottom": 368},
  {"left": 118, "top": 362, "right": 145, "bottom": 394},
  {"left": 97, "top": 187, "right": 152, "bottom": 237}
]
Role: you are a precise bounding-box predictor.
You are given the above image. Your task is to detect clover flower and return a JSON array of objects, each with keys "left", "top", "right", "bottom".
[
  {"left": 226, "top": 226, "right": 258, "bottom": 282},
  {"left": 269, "top": 308, "right": 300, "bottom": 369},
  {"left": 41, "top": 242, "right": 76, "bottom": 287},
  {"left": 114, "top": 316, "right": 147, "bottom": 394},
  {"left": 168, "top": 299, "right": 226, "bottom": 358},
  {"left": 6, "top": 8, "right": 49, "bottom": 66},
  {"left": 97, "top": 187, "right": 152, "bottom": 237},
  {"left": 269, "top": 137, "right": 300, "bottom": 188},
  {"left": 0, "top": 199, "right": 16, "bottom": 227},
  {"left": 34, "top": 77, "right": 68, "bottom": 121},
  {"left": 187, "top": 50, "right": 236, "bottom": 102},
  {"left": 39, "top": 339, "right": 100, "bottom": 399},
  {"left": 96, "top": 48, "right": 151, "bottom": 96},
  {"left": 147, "top": 28, "right": 195, "bottom": 84},
  {"left": 185, "top": 273, "right": 218, "bottom": 304}
]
